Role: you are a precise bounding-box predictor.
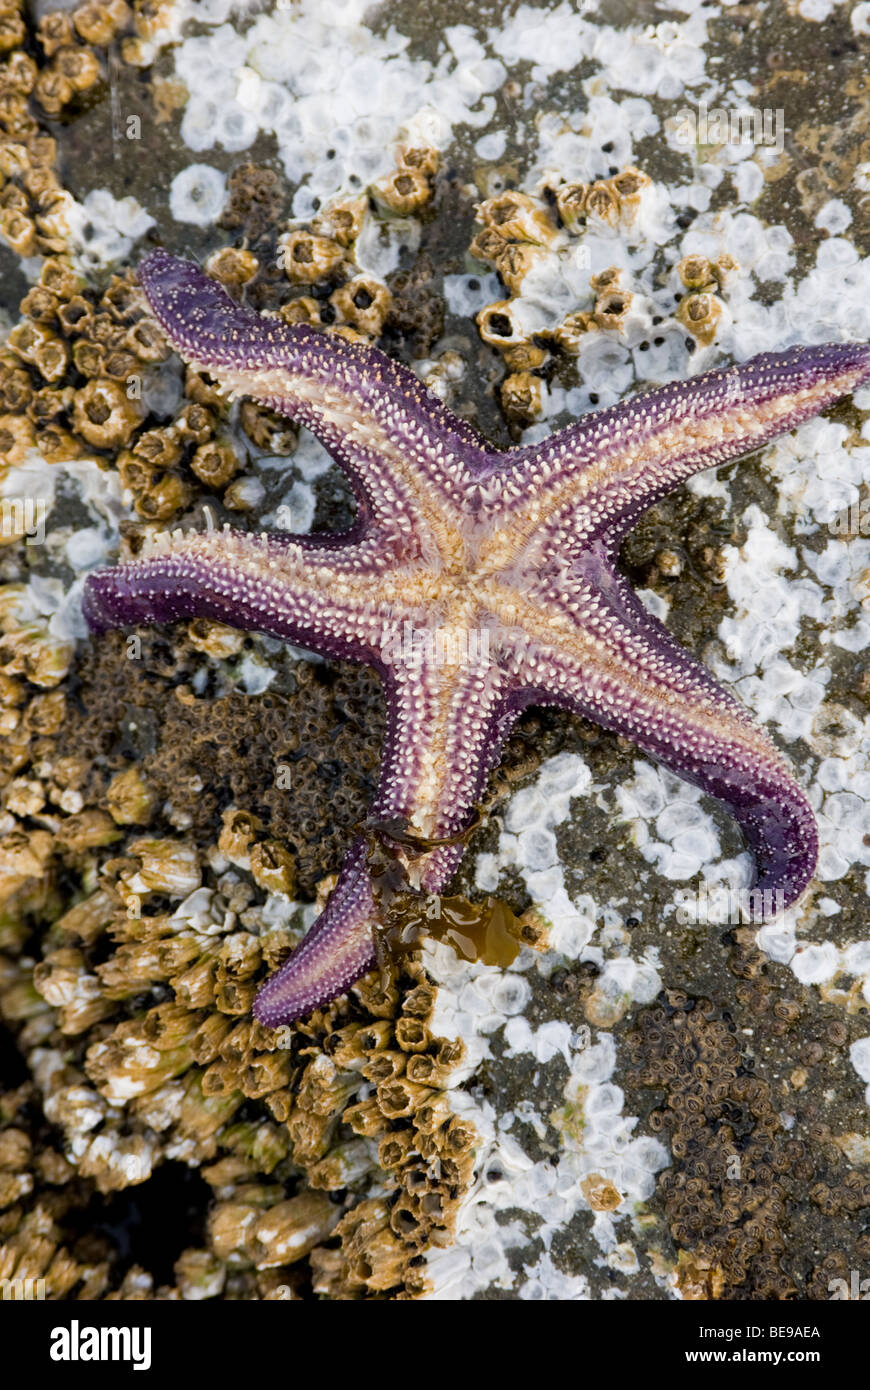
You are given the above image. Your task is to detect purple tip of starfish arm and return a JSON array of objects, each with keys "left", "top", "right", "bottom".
[
  {"left": 138, "top": 247, "right": 322, "bottom": 370},
  {"left": 253, "top": 839, "right": 377, "bottom": 1026}
]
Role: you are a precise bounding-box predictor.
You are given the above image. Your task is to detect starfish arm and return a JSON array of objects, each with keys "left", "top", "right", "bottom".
[
  {"left": 490, "top": 341, "right": 870, "bottom": 561},
  {"left": 82, "top": 527, "right": 413, "bottom": 666},
  {"left": 254, "top": 654, "right": 518, "bottom": 1024},
  {"left": 139, "top": 250, "right": 490, "bottom": 542},
  {"left": 511, "top": 549, "right": 818, "bottom": 912}
]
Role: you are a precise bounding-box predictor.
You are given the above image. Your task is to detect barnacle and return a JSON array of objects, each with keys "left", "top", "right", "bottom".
[
  {"left": 72, "top": 376, "right": 141, "bottom": 447},
  {"left": 676, "top": 291, "right": 723, "bottom": 345},
  {"left": 330, "top": 276, "right": 392, "bottom": 338},
  {"left": 279, "top": 230, "right": 345, "bottom": 285}
]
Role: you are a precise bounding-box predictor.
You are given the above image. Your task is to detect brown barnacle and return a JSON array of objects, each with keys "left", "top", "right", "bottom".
[
  {"left": 402, "top": 976, "right": 436, "bottom": 1020},
  {"left": 124, "top": 836, "right": 201, "bottom": 898},
  {"left": 72, "top": 0, "right": 130, "bottom": 46},
  {"left": 394, "top": 1016, "right": 430, "bottom": 1053},
  {"left": 278, "top": 297, "right": 322, "bottom": 328},
  {"left": 476, "top": 299, "right": 525, "bottom": 351},
  {"left": 397, "top": 145, "right": 439, "bottom": 177},
  {"left": 132, "top": 425, "right": 182, "bottom": 471},
  {"left": 55, "top": 809, "right": 122, "bottom": 852},
  {"left": 33, "top": 67, "right": 75, "bottom": 115},
  {"left": 376, "top": 1078, "right": 433, "bottom": 1120},
  {"left": 553, "top": 309, "right": 594, "bottom": 354},
  {"left": 373, "top": 166, "right": 432, "bottom": 215},
  {"left": 311, "top": 195, "right": 366, "bottom": 248},
  {"left": 100, "top": 272, "right": 141, "bottom": 320},
  {"left": 0, "top": 412, "right": 36, "bottom": 467},
  {"left": 246, "top": 1192, "right": 339, "bottom": 1268},
  {"left": 33, "top": 947, "right": 113, "bottom": 1033},
  {"left": 249, "top": 840, "right": 296, "bottom": 896},
  {"left": 174, "top": 402, "right": 213, "bottom": 444},
  {"left": 216, "top": 931, "right": 261, "bottom": 985},
  {"left": 184, "top": 366, "right": 229, "bottom": 409},
  {"left": 190, "top": 437, "right": 239, "bottom": 490},
  {"left": 171, "top": 947, "right": 220, "bottom": 1010},
  {"left": 676, "top": 291, "right": 723, "bottom": 346},
  {"left": 217, "top": 808, "right": 261, "bottom": 870},
  {"left": 80, "top": 1132, "right": 156, "bottom": 1193},
  {"left": 0, "top": 92, "right": 34, "bottom": 140},
  {"left": 584, "top": 179, "right": 620, "bottom": 226},
  {"left": 711, "top": 252, "right": 738, "bottom": 289},
  {"left": 469, "top": 225, "right": 510, "bottom": 270},
  {"left": 477, "top": 190, "right": 557, "bottom": 246},
  {"left": 205, "top": 246, "right": 259, "bottom": 290},
  {"left": 308, "top": 1138, "right": 376, "bottom": 1190},
  {"left": 593, "top": 289, "right": 632, "bottom": 330},
  {"left": 7, "top": 321, "right": 70, "bottom": 383},
  {"left": 609, "top": 166, "right": 651, "bottom": 220},
  {"left": 361, "top": 1050, "right": 406, "bottom": 1084},
  {"left": 4, "top": 777, "right": 44, "bottom": 817},
  {"left": 349, "top": 1227, "right": 408, "bottom": 1292},
  {"left": 102, "top": 346, "right": 140, "bottom": 382},
  {"left": 0, "top": 7, "right": 25, "bottom": 53},
  {"left": 297, "top": 1052, "right": 359, "bottom": 1118},
  {"left": 0, "top": 204, "right": 33, "bottom": 259},
  {"left": 554, "top": 181, "right": 589, "bottom": 234},
  {"left": 38, "top": 425, "right": 80, "bottom": 464},
  {"left": 286, "top": 1105, "right": 338, "bottom": 1164},
  {"left": 20, "top": 286, "right": 60, "bottom": 326},
  {"left": 677, "top": 253, "right": 714, "bottom": 291},
  {"left": 73, "top": 377, "right": 141, "bottom": 447},
  {"left": 30, "top": 133, "right": 58, "bottom": 168},
  {"left": 239, "top": 399, "right": 297, "bottom": 454},
  {"left": 378, "top": 1128, "right": 418, "bottom": 1170},
  {"left": 493, "top": 239, "right": 547, "bottom": 296},
  {"left": 54, "top": 888, "right": 115, "bottom": 945},
  {"left": 123, "top": 316, "right": 169, "bottom": 362},
  {"left": 0, "top": 626, "right": 73, "bottom": 686},
  {"left": 187, "top": 617, "right": 245, "bottom": 660},
  {"left": 352, "top": 970, "right": 400, "bottom": 1019},
  {"left": 500, "top": 370, "right": 543, "bottom": 425},
  {"left": 413, "top": 1090, "right": 452, "bottom": 1135},
  {"left": 29, "top": 385, "right": 74, "bottom": 425},
  {"left": 502, "top": 341, "right": 549, "bottom": 372},
  {"left": 0, "top": 363, "right": 32, "bottom": 412},
  {"left": 279, "top": 230, "right": 345, "bottom": 285},
  {"left": 329, "top": 276, "right": 392, "bottom": 338},
  {"left": 0, "top": 140, "right": 29, "bottom": 179},
  {"left": 134, "top": 472, "right": 191, "bottom": 521},
  {"left": 238, "top": 1052, "right": 293, "bottom": 1102},
  {"left": 54, "top": 44, "right": 102, "bottom": 94},
  {"left": 344, "top": 1097, "right": 391, "bottom": 1139},
  {"left": 70, "top": 341, "right": 104, "bottom": 382},
  {"left": 404, "top": 1052, "right": 454, "bottom": 1088},
  {"left": 37, "top": 10, "right": 74, "bottom": 56},
  {"left": 0, "top": 207, "right": 35, "bottom": 259},
  {"left": 3, "top": 50, "right": 36, "bottom": 94}
]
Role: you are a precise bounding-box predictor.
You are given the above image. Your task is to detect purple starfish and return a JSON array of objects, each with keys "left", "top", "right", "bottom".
[{"left": 83, "top": 249, "right": 870, "bottom": 1026}]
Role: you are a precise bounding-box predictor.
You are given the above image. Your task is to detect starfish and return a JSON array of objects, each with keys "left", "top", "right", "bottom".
[{"left": 82, "top": 249, "right": 870, "bottom": 1027}]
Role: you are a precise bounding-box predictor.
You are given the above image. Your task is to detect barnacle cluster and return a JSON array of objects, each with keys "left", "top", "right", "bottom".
[
  {"left": 0, "top": 259, "right": 170, "bottom": 485},
  {"left": 469, "top": 171, "right": 653, "bottom": 427},
  {"left": 276, "top": 145, "right": 439, "bottom": 344},
  {"left": 0, "top": 615, "right": 478, "bottom": 1297},
  {"left": 673, "top": 253, "right": 736, "bottom": 347},
  {"left": 627, "top": 970, "right": 870, "bottom": 1299}
]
